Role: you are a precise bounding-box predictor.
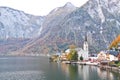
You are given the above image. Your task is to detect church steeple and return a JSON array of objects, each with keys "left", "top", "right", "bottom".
[
  {"left": 85, "top": 34, "right": 87, "bottom": 42},
  {"left": 83, "top": 34, "right": 89, "bottom": 51}
]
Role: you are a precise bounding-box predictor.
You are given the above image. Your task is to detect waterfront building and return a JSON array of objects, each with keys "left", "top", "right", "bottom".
[
  {"left": 60, "top": 40, "right": 89, "bottom": 61},
  {"left": 77, "top": 35, "right": 89, "bottom": 60},
  {"left": 60, "top": 35, "right": 89, "bottom": 61},
  {"left": 97, "top": 51, "right": 106, "bottom": 61},
  {"left": 60, "top": 52, "right": 68, "bottom": 61},
  {"left": 97, "top": 50, "right": 119, "bottom": 61},
  {"left": 106, "top": 50, "right": 118, "bottom": 61}
]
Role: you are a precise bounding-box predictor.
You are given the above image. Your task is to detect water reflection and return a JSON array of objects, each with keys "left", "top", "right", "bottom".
[
  {"left": 60, "top": 63, "right": 120, "bottom": 80},
  {"left": 0, "top": 56, "right": 119, "bottom": 80},
  {"left": 68, "top": 64, "right": 78, "bottom": 80},
  {"left": 97, "top": 68, "right": 114, "bottom": 80},
  {"left": 60, "top": 64, "right": 78, "bottom": 80},
  {"left": 78, "top": 65, "right": 89, "bottom": 80}
]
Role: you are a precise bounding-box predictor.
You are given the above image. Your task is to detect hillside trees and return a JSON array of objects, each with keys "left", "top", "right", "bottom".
[{"left": 109, "top": 34, "right": 120, "bottom": 50}]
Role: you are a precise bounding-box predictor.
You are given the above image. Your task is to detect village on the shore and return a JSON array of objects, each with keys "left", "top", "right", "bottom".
[{"left": 49, "top": 35, "right": 120, "bottom": 73}]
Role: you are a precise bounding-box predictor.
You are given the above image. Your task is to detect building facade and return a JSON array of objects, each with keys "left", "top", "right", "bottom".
[
  {"left": 77, "top": 35, "right": 89, "bottom": 60},
  {"left": 97, "top": 51, "right": 119, "bottom": 61}
]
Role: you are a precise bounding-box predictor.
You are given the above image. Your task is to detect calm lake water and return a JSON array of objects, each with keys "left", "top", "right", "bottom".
[{"left": 0, "top": 56, "right": 119, "bottom": 80}]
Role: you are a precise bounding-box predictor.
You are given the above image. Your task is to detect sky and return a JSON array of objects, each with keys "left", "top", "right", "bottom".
[{"left": 0, "top": 0, "right": 89, "bottom": 16}]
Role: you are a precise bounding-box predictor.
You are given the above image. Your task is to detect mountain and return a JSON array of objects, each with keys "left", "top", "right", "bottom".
[
  {"left": 16, "top": 2, "right": 78, "bottom": 55},
  {"left": 58, "top": 0, "right": 120, "bottom": 52},
  {"left": 81, "top": 0, "right": 120, "bottom": 51},
  {"left": 40, "top": 2, "right": 77, "bottom": 38},
  {"left": 0, "top": 0, "right": 120, "bottom": 55},
  {"left": 0, "top": 7, "right": 44, "bottom": 39},
  {"left": 20, "top": 0, "right": 120, "bottom": 55},
  {"left": 0, "top": 7, "right": 45, "bottom": 54}
]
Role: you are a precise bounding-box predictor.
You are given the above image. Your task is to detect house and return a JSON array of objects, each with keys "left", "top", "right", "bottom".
[
  {"left": 97, "top": 51, "right": 106, "bottom": 61},
  {"left": 59, "top": 49, "right": 71, "bottom": 61},
  {"left": 97, "top": 50, "right": 119, "bottom": 61},
  {"left": 106, "top": 50, "right": 118, "bottom": 61},
  {"left": 89, "top": 54, "right": 97, "bottom": 62},
  {"left": 60, "top": 52, "right": 68, "bottom": 61}
]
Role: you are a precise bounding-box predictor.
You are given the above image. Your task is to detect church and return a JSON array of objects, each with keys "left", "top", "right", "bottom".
[
  {"left": 60, "top": 35, "right": 89, "bottom": 61},
  {"left": 76, "top": 35, "right": 89, "bottom": 60}
]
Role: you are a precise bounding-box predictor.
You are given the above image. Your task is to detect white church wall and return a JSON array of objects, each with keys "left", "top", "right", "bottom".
[{"left": 78, "top": 49, "right": 89, "bottom": 60}]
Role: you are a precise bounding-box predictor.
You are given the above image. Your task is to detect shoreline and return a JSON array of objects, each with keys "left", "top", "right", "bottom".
[
  {"left": 61, "top": 60, "right": 120, "bottom": 73},
  {"left": 98, "top": 65, "right": 120, "bottom": 73}
]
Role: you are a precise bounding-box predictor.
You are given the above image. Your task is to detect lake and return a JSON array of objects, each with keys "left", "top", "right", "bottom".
[{"left": 0, "top": 56, "right": 119, "bottom": 80}]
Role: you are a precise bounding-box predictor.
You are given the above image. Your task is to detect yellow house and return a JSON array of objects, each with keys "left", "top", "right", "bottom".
[
  {"left": 60, "top": 52, "right": 68, "bottom": 61},
  {"left": 97, "top": 51, "right": 106, "bottom": 61}
]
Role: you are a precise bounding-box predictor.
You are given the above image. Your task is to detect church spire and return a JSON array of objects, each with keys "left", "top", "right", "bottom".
[
  {"left": 83, "top": 34, "right": 89, "bottom": 51},
  {"left": 84, "top": 26, "right": 88, "bottom": 42},
  {"left": 85, "top": 33, "right": 87, "bottom": 42}
]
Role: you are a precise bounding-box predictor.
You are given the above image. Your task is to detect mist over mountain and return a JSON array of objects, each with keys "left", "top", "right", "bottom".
[{"left": 0, "top": 0, "right": 120, "bottom": 55}]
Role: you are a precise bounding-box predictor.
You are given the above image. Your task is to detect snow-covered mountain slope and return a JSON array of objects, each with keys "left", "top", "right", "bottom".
[{"left": 0, "top": 7, "right": 44, "bottom": 39}]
